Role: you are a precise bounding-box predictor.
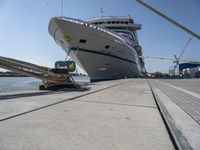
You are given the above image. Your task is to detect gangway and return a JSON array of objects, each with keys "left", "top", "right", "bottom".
[{"left": 0, "top": 56, "right": 86, "bottom": 90}]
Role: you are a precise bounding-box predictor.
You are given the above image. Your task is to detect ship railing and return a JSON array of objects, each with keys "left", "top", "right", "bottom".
[{"left": 57, "top": 16, "right": 127, "bottom": 44}]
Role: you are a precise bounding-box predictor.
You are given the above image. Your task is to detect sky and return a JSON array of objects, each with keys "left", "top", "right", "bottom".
[{"left": 0, "top": 0, "right": 200, "bottom": 73}]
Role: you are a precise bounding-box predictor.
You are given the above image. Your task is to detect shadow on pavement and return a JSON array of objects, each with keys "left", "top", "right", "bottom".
[{"left": 0, "top": 87, "right": 91, "bottom": 101}]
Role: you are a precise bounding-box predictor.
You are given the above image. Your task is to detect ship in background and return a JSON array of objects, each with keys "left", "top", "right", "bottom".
[{"left": 48, "top": 9, "right": 145, "bottom": 81}]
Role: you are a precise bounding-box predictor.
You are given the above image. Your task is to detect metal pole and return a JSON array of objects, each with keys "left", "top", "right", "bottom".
[
  {"left": 178, "top": 38, "right": 192, "bottom": 60},
  {"left": 100, "top": 8, "right": 103, "bottom": 18},
  {"left": 135, "top": 0, "right": 200, "bottom": 41},
  {"left": 61, "top": 0, "right": 63, "bottom": 16}
]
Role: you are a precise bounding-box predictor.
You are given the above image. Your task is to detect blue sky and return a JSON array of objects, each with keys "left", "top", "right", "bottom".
[{"left": 0, "top": 0, "right": 200, "bottom": 73}]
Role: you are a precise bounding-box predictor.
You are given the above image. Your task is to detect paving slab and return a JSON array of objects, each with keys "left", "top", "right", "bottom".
[{"left": 0, "top": 79, "right": 174, "bottom": 150}]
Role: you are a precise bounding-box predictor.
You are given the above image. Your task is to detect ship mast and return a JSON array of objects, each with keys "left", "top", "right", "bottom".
[
  {"left": 61, "top": 0, "right": 64, "bottom": 16},
  {"left": 100, "top": 8, "right": 104, "bottom": 18}
]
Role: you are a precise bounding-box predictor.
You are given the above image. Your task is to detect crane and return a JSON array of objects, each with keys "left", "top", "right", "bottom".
[
  {"left": 140, "top": 38, "right": 200, "bottom": 76},
  {"left": 135, "top": 0, "right": 200, "bottom": 76},
  {"left": 173, "top": 38, "right": 192, "bottom": 69}
]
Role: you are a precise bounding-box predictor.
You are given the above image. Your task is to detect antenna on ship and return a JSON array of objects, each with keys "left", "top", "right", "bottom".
[
  {"left": 100, "top": 8, "right": 104, "bottom": 18},
  {"left": 61, "top": 0, "right": 64, "bottom": 16}
]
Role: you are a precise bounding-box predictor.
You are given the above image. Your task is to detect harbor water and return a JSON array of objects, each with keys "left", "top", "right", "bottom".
[{"left": 0, "top": 76, "right": 90, "bottom": 93}]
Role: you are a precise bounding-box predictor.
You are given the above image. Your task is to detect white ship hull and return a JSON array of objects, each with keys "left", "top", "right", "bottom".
[{"left": 49, "top": 17, "right": 143, "bottom": 81}]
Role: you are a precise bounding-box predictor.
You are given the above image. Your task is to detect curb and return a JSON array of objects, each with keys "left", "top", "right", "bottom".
[{"left": 147, "top": 80, "right": 192, "bottom": 150}]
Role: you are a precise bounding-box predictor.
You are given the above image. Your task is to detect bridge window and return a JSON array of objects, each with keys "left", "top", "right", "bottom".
[{"left": 129, "top": 19, "right": 133, "bottom": 23}]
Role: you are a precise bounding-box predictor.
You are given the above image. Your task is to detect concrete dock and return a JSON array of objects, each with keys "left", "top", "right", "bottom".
[
  {"left": 0, "top": 79, "right": 174, "bottom": 150},
  {"left": 0, "top": 78, "right": 200, "bottom": 150},
  {"left": 149, "top": 79, "right": 200, "bottom": 150}
]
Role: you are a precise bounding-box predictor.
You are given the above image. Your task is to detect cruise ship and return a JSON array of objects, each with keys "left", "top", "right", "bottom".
[{"left": 48, "top": 11, "right": 145, "bottom": 81}]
